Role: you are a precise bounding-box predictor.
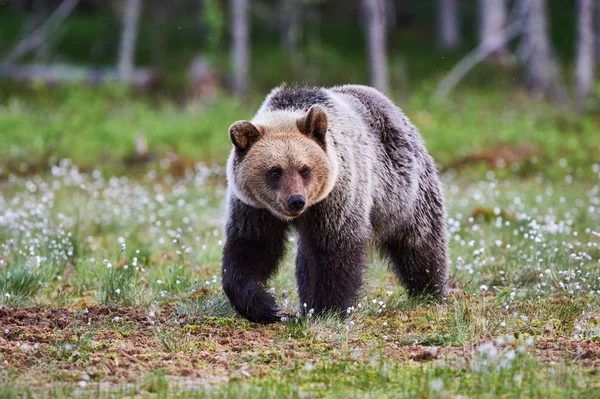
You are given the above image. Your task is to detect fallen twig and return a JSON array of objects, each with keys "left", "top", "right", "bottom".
[
  {"left": 2, "top": 0, "right": 81, "bottom": 65},
  {"left": 434, "top": 0, "right": 528, "bottom": 100}
]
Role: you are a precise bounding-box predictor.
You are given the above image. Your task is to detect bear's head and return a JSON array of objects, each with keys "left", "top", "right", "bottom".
[{"left": 226, "top": 105, "right": 338, "bottom": 220}]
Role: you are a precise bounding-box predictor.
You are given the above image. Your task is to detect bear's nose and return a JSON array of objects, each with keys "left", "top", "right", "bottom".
[{"left": 287, "top": 195, "right": 306, "bottom": 212}]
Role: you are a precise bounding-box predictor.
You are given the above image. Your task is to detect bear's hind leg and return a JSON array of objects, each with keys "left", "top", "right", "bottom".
[{"left": 382, "top": 226, "right": 448, "bottom": 301}]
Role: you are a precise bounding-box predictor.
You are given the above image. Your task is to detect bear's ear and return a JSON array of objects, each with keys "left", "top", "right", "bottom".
[
  {"left": 229, "top": 121, "right": 264, "bottom": 153},
  {"left": 297, "top": 105, "right": 328, "bottom": 150}
]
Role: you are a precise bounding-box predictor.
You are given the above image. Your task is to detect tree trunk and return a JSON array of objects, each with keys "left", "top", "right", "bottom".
[
  {"left": 575, "top": 0, "right": 594, "bottom": 110},
  {"left": 230, "top": 0, "right": 250, "bottom": 97},
  {"left": 437, "top": 0, "right": 461, "bottom": 51},
  {"left": 521, "top": 0, "right": 566, "bottom": 103},
  {"left": 117, "top": 0, "right": 141, "bottom": 81},
  {"left": 362, "top": 0, "right": 389, "bottom": 93},
  {"left": 280, "top": 0, "right": 300, "bottom": 53},
  {"left": 479, "top": 0, "right": 511, "bottom": 64},
  {"left": 595, "top": 2, "right": 600, "bottom": 66},
  {"left": 0, "top": 63, "right": 160, "bottom": 89},
  {"left": 32, "top": 0, "right": 50, "bottom": 60},
  {"left": 150, "top": 0, "right": 167, "bottom": 66},
  {"left": 435, "top": 13, "right": 526, "bottom": 99}
]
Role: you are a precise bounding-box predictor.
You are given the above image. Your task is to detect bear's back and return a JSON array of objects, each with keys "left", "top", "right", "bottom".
[
  {"left": 330, "top": 85, "right": 424, "bottom": 151},
  {"left": 261, "top": 86, "right": 333, "bottom": 112}
]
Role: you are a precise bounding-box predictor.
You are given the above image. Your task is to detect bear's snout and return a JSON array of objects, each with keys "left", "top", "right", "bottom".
[{"left": 287, "top": 195, "right": 306, "bottom": 212}]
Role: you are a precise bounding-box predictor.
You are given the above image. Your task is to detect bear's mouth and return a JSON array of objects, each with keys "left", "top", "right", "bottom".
[
  {"left": 267, "top": 203, "right": 306, "bottom": 220},
  {"left": 282, "top": 209, "right": 303, "bottom": 218}
]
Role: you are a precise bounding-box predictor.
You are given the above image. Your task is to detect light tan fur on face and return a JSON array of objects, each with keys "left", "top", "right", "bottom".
[{"left": 227, "top": 110, "right": 338, "bottom": 220}]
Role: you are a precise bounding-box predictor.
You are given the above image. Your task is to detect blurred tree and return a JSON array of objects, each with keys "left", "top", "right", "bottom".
[
  {"left": 437, "top": 0, "right": 461, "bottom": 51},
  {"left": 117, "top": 0, "right": 141, "bottom": 81},
  {"left": 230, "top": 0, "right": 250, "bottom": 97},
  {"left": 435, "top": 0, "right": 524, "bottom": 99},
  {"left": 479, "top": 0, "right": 511, "bottom": 64},
  {"left": 574, "top": 0, "right": 594, "bottom": 111},
  {"left": 362, "top": 0, "right": 389, "bottom": 93},
  {"left": 280, "top": 0, "right": 301, "bottom": 54},
  {"left": 30, "top": 0, "right": 50, "bottom": 60},
  {"left": 521, "top": 0, "right": 566, "bottom": 103},
  {"left": 150, "top": 0, "right": 168, "bottom": 65},
  {"left": 595, "top": 2, "right": 600, "bottom": 66}
]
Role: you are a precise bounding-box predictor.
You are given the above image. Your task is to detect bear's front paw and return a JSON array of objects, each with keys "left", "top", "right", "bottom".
[
  {"left": 245, "top": 301, "right": 282, "bottom": 324},
  {"left": 224, "top": 282, "right": 282, "bottom": 324}
]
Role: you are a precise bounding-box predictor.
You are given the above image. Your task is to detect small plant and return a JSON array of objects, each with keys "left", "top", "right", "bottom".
[
  {"left": 284, "top": 316, "right": 309, "bottom": 339},
  {"left": 140, "top": 370, "right": 169, "bottom": 394},
  {"left": 175, "top": 293, "right": 236, "bottom": 318},
  {"left": 51, "top": 329, "right": 95, "bottom": 365},
  {"left": 98, "top": 250, "right": 136, "bottom": 306},
  {"left": 0, "top": 256, "right": 45, "bottom": 304},
  {"left": 154, "top": 326, "right": 196, "bottom": 353},
  {"left": 163, "top": 265, "right": 193, "bottom": 293}
]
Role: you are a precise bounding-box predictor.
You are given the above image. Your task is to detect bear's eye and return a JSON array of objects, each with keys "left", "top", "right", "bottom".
[
  {"left": 300, "top": 167, "right": 310, "bottom": 177},
  {"left": 268, "top": 168, "right": 283, "bottom": 179}
]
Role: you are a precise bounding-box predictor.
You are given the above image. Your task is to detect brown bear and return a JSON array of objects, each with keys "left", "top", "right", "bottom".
[{"left": 221, "top": 84, "right": 448, "bottom": 323}]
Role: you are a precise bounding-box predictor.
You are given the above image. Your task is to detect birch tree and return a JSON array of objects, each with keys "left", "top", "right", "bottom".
[
  {"left": 521, "top": 0, "right": 566, "bottom": 103},
  {"left": 230, "top": 0, "right": 250, "bottom": 97},
  {"left": 362, "top": 0, "right": 389, "bottom": 93},
  {"left": 437, "top": 0, "right": 461, "bottom": 51},
  {"left": 280, "top": 0, "right": 300, "bottom": 53},
  {"left": 575, "top": 0, "right": 594, "bottom": 110},
  {"left": 117, "top": 0, "right": 141, "bottom": 81},
  {"left": 595, "top": 3, "right": 600, "bottom": 66},
  {"left": 479, "top": 0, "right": 511, "bottom": 64}
]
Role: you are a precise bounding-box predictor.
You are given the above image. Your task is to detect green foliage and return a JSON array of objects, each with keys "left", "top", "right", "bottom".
[
  {"left": 175, "top": 294, "right": 237, "bottom": 319},
  {"left": 0, "top": 5, "right": 599, "bottom": 180},
  {"left": 408, "top": 86, "right": 600, "bottom": 181},
  {"left": 140, "top": 370, "right": 170, "bottom": 395},
  {"left": 0, "top": 85, "right": 250, "bottom": 173},
  {"left": 2, "top": 82, "right": 600, "bottom": 181},
  {"left": 150, "top": 264, "right": 193, "bottom": 294},
  {"left": 201, "top": 0, "right": 225, "bottom": 53},
  {"left": 154, "top": 327, "right": 197, "bottom": 353},
  {"left": 99, "top": 263, "right": 136, "bottom": 306},
  {"left": 0, "top": 256, "right": 46, "bottom": 304}
]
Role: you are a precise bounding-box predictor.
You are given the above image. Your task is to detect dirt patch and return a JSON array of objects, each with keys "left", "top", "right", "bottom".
[
  {"left": 0, "top": 305, "right": 164, "bottom": 336},
  {"left": 470, "top": 206, "right": 515, "bottom": 222},
  {"left": 386, "top": 344, "right": 468, "bottom": 362},
  {"left": 536, "top": 338, "right": 600, "bottom": 369},
  {"left": 1, "top": 305, "right": 598, "bottom": 391},
  {"left": 0, "top": 305, "right": 297, "bottom": 387},
  {"left": 444, "top": 143, "right": 540, "bottom": 171}
]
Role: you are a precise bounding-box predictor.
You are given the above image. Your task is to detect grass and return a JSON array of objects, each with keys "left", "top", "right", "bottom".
[
  {"left": 1, "top": 84, "right": 600, "bottom": 397},
  {"left": 0, "top": 256, "right": 46, "bottom": 305},
  {"left": 0, "top": 86, "right": 250, "bottom": 171},
  {"left": 0, "top": 148, "right": 599, "bottom": 397},
  {"left": 2, "top": 84, "right": 600, "bottom": 183}
]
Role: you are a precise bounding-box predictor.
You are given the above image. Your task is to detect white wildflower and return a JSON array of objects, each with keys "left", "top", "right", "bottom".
[{"left": 429, "top": 379, "right": 444, "bottom": 392}]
